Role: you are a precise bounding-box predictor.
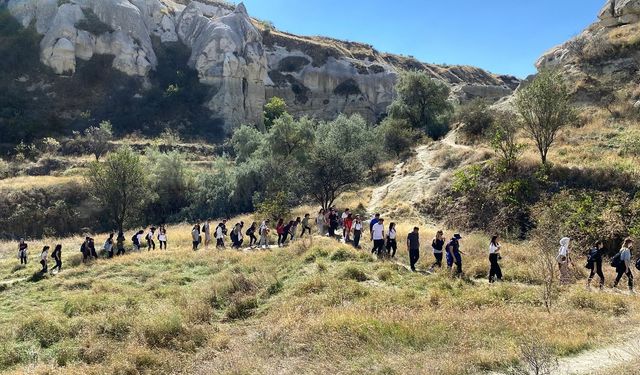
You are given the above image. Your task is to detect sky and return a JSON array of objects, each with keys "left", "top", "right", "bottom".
[{"left": 235, "top": 0, "right": 605, "bottom": 78}]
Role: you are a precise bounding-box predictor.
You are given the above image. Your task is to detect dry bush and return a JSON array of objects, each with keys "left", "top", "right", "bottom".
[{"left": 508, "top": 337, "right": 558, "bottom": 375}]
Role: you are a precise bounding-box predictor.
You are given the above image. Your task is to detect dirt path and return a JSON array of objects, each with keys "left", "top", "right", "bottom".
[{"left": 368, "top": 131, "right": 474, "bottom": 217}]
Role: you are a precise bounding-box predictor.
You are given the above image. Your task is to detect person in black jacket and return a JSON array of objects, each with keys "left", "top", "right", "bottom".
[
  {"left": 51, "top": 244, "right": 62, "bottom": 273},
  {"left": 586, "top": 240, "right": 605, "bottom": 290},
  {"left": 81, "top": 237, "right": 91, "bottom": 263}
]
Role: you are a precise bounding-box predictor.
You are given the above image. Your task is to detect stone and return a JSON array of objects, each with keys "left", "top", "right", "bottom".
[
  {"left": 45, "top": 37, "right": 76, "bottom": 74},
  {"left": 75, "top": 30, "right": 95, "bottom": 60}
]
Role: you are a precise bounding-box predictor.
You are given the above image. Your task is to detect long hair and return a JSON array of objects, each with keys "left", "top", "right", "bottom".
[
  {"left": 490, "top": 235, "right": 499, "bottom": 247},
  {"left": 389, "top": 222, "right": 396, "bottom": 231}
]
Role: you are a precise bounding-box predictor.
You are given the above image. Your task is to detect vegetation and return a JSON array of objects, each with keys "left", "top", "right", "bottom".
[
  {"left": 457, "top": 98, "right": 494, "bottom": 140},
  {"left": 87, "top": 147, "right": 149, "bottom": 233},
  {"left": 515, "top": 69, "right": 575, "bottom": 165},
  {"left": 388, "top": 70, "right": 453, "bottom": 140},
  {"left": 263, "top": 96, "right": 288, "bottom": 131}
]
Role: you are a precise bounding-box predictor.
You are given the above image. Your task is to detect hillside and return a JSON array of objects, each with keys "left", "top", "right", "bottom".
[{"left": 0, "top": 0, "right": 518, "bottom": 144}]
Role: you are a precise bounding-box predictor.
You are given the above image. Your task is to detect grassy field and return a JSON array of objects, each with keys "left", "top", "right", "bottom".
[{"left": 0, "top": 219, "right": 638, "bottom": 375}]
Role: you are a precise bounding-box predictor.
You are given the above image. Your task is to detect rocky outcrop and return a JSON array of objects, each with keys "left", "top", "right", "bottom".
[
  {"left": 599, "top": 0, "right": 640, "bottom": 27},
  {"left": 5, "top": 0, "right": 518, "bottom": 132}
]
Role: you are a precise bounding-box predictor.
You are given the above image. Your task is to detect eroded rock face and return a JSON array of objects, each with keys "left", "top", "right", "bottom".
[
  {"left": 599, "top": 0, "right": 640, "bottom": 27},
  {"left": 6, "top": 0, "right": 517, "bottom": 132}
]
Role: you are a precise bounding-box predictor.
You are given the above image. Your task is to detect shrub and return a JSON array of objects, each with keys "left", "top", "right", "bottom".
[
  {"left": 138, "top": 308, "right": 185, "bottom": 348},
  {"left": 330, "top": 248, "right": 358, "bottom": 262},
  {"left": 225, "top": 296, "right": 259, "bottom": 320},
  {"left": 340, "top": 266, "right": 369, "bottom": 282},
  {"left": 457, "top": 99, "right": 494, "bottom": 139},
  {"left": 16, "top": 314, "right": 68, "bottom": 348}
]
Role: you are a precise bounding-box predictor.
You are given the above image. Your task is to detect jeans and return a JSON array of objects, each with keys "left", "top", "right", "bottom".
[
  {"left": 451, "top": 252, "right": 462, "bottom": 275},
  {"left": 300, "top": 226, "right": 311, "bottom": 238},
  {"left": 614, "top": 267, "right": 634, "bottom": 290},
  {"left": 353, "top": 230, "right": 362, "bottom": 248},
  {"left": 409, "top": 248, "right": 420, "bottom": 270},
  {"left": 386, "top": 239, "right": 397, "bottom": 257},
  {"left": 372, "top": 239, "right": 385, "bottom": 256},
  {"left": 489, "top": 253, "right": 502, "bottom": 282},
  {"left": 431, "top": 252, "right": 443, "bottom": 268},
  {"left": 588, "top": 260, "right": 604, "bottom": 286}
]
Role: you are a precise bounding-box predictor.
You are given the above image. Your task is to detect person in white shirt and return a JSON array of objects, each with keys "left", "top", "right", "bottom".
[
  {"left": 215, "top": 223, "right": 225, "bottom": 249},
  {"left": 146, "top": 227, "right": 156, "bottom": 251},
  {"left": 136, "top": 230, "right": 144, "bottom": 251},
  {"left": 557, "top": 237, "right": 572, "bottom": 285},
  {"left": 191, "top": 225, "right": 200, "bottom": 251},
  {"left": 341, "top": 208, "right": 350, "bottom": 239},
  {"left": 158, "top": 225, "right": 167, "bottom": 250},
  {"left": 352, "top": 215, "right": 364, "bottom": 248},
  {"left": 386, "top": 222, "right": 398, "bottom": 258},
  {"left": 371, "top": 218, "right": 385, "bottom": 256},
  {"left": 40, "top": 246, "right": 49, "bottom": 274},
  {"left": 316, "top": 209, "right": 326, "bottom": 235},
  {"left": 259, "top": 220, "right": 270, "bottom": 249},
  {"left": 488, "top": 235, "right": 502, "bottom": 283}
]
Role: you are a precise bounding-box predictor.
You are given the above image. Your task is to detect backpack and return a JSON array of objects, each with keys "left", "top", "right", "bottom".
[
  {"left": 610, "top": 252, "right": 622, "bottom": 268},
  {"left": 131, "top": 235, "right": 138, "bottom": 244},
  {"left": 246, "top": 227, "right": 254, "bottom": 236}
]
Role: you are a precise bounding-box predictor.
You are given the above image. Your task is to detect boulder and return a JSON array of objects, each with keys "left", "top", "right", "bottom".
[
  {"left": 45, "top": 37, "right": 76, "bottom": 74},
  {"left": 599, "top": 0, "right": 640, "bottom": 26}
]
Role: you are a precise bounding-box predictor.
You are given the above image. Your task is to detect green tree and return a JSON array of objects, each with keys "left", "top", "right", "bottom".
[
  {"left": 83, "top": 120, "right": 114, "bottom": 161},
  {"left": 515, "top": 69, "right": 575, "bottom": 164},
  {"left": 266, "top": 114, "right": 315, "bottom": 161},
  {"left": 263, "top": 97, "right": 288, "bottom": 130},
  {"left": 490, "top": 112, "right": 526, "bottom": 170},
  {"left": 231, "top": 125, "right": 264, "bottom": 162},
  {"left": 457, "top": 99, "right": 494, "bottom": 139},
  {"left": 87, "top": 146, "right": 148, "bottom": 233},
  {"left": 378, "top": 117, "right": 415, "bottom": 157},
  {"left": 147, "top": 149, "right": 194, "bottom": 222},
  {"left": 255, "top": 191, "right": 292, "bottom": 221},
  {"left": 388, "top": 70, "right": 453, "bottom": 139},
  {"left": 188, "top": 159, "right": 237, "bottom": 219}
]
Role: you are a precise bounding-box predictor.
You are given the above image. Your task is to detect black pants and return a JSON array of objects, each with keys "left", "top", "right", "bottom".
[
  {"left": 431, "top": 252, "right": 443, "bottom": 268},
  {"left": 278, "top": 233, "right": 286, "bottom": 246},
  {"left": 386, "top": 239, "right": 397, "bottom": 258},
  {"left": 192, "top": 241, "right": 199, "bottom": 251},
  {"left": 40, "top": 260, "right": 48, "bottom": 273},
  {"left": 328, "top": 224, "right": 336, "bottom": 238},
  {"left": 300, "top": 226, "right": 311, "bottom": 238},
  {"left": 489, "top": 253, "right": 502, "bottom": 282},
  {"left": 117, "top": 247, "right": 125, "bottom": 255},
  {"left": 372, "top": 239, "right": 385, "bottom": 256},
  {"left": 233, "top": 238, "right": 243, "bottom": 248},
  {"left": 159, "top": 241, "right": 166, "bottom": 250},
  {"left": 614, "top": 267, "right": 634, "bottom": 289},
  {"left": 108, "top": 250, "right": 114, "bottom": 258},
  {"left": 216, "top": 238, "right": 225, "bottom": 248},
  {"left": 147, "top": 239, "right": 155, "bottom": 250},
  {"left": 249, "top": 234, "right": 257, "bottom": 246},
  {"left": 20, "top": 255, "right": 27, "bottom": 264},
  {"left": 409, "top": 248, "right": 420, "bottom": 271},
  {"left": 353, "top": 230, "right": 362, "bottom": 248},
  {"left": 588, "top": 260, "right": 604, "bottom": 286},
  {"left": 51, "top": 257, "right": 62, "bottom": 272}
]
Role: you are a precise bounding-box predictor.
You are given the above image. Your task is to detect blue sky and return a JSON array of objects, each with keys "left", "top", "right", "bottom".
[{"left": 235, "top": 0, "right": 604, "bottom": 78}]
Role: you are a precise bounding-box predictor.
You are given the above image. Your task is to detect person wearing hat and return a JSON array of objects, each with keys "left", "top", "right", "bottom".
[
  {"left": 446, "top": 233, "right": 465, "bottom": 276},
  {"left": 371, "top": 218, "right": 386, "bottom": 257}
]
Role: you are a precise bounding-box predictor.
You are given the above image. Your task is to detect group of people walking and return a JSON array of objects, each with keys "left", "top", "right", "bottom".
[
  {"left": 13, "top": 208, "right": 639, "bottom": 293},
  {"left": 557, "top": 236, "right": 638, "bottom": 292}
]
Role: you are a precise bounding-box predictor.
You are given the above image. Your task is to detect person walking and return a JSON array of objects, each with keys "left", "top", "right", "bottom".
[
  {"left": 282, "top": 221, "right": 294, "bottom": 247},
  {"left": 40, "top": 246, "right": 49, "bottom": 274},
  {"left": 88, "top": 238, "right": 98, "bottom": 259},
  {"left": 290, "top": 218, "right": 301, "bottom": 241},
  {"left": 429, "top": 230, "right": 445, "bottom": 272},
  {"left": 369, "top": 213, "right": 381, "bottom": 237},
  {"left": 316, "top": 209, "right": 326, "bottom": 235},
  {"left": 352, "top": 215, "right": 364, "bottom": 249},
  {"left": 231, "top": 222, "right": 244, "bottom": 248},
  {"left": 386, "top": 222, "right": 398, "bottom": 258},
  {"left": 613, "top": 238, "right": 634, "bottom": 293},
  {"left": 18, "top": 238, "right": 28, "bottom": 265},
  {"left": 371, "top": 218, "right": 386, "bottom": 257},
  {"left": 343, "top": 213, "right": 354, "bottom": 243},
  {"left": 489, "top": 235, "right": 503, "bottom": 283},
  {"left": 586, "top": 240, "right": 605, "bottom": 290},
  {"left": 300, "top": 214, "right": 312, "bottom": 238},
  {"left": 103, "top": 233, "right": 115, "bottom": 258},
  {"left": 158, "top": 225, "right": 167, "bottom": 250},
  {"left": 407, "top": 227, "right": 420, "bottom": 272},
  {"left": 146, "top": 227, "right": 156, "bottom": 251},
  {"left": 259, "top": 220, "right": 271, "bottom": 249},
  {"left": 132, "top": 230, "right": 144, "bottom": 251},
  {"left": 276, "top": 219, "right": 285, "bottom": 247},
  {"left": 557, "top": 237, "right": 572, "bottom": 285},
  {"left": 446, "top": 234, "right": 464, "bottom": 276},
  {"left": 328, "top": 209, "right": 339, "bottom": 239},
  {"left": 116, "top": 232, "right": 126, "bottom": 255},
  {"left": 247, "top": 222, "right": 258, "bottom": 248},
  {"left": 192, "top": 225, "right": 200, "bottom": 251},
  {"left": 51, "top": 244, "right": 62, "bottom": 273},
  {"left": 81, "top": 237, "right": 91, "bottom": 263},
  {"left": 215, "top": 222, "right": 226, "bottom": 249},
  {"left": 203, "top": 221, "right": 211, "bottom": 248},
  {"left": 341, "top": 208, "right": 351, "bottom": 239}
]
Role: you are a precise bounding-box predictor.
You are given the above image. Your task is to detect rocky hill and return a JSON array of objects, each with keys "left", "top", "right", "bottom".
[
  {"left": 536, "top": 0, "right": 640, "bottom": 106},
  {"left": 2, "top": 0, "right": 518, "bottom": 138}
]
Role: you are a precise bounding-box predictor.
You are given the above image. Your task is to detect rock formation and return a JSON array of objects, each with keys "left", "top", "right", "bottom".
[{"left": 4, "top": 0, "right": 519, "bottom": 132}]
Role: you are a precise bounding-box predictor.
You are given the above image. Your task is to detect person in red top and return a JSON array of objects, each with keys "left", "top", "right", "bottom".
[
  {"left": 343, "top": 213, "right": 354, "bottom": 242},
  {"left": 276, "top": 218, "right": 285, "bottom": 247}
]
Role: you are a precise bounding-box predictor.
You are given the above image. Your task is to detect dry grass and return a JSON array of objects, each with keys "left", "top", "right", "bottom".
[
  {"left": 1, "top": 218, "right": 639, "bottom": 374},
  {"left": 0, "top": 175, "right": 82, "bottom": 191}
]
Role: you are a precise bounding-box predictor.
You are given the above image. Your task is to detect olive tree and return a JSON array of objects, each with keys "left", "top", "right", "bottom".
[
  {"left": 515, "top": 69, "right": 575, "bottom": 165},
  {"left": 87, "top": 146, "right": 148, "bottom": 233}
]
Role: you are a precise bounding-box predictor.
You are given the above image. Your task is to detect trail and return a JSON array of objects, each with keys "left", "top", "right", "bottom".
[{"left": 368, "top": 131, "right": 474, "bottom": 217}]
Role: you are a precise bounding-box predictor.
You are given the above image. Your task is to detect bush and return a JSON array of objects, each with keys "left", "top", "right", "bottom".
[
  {"left": 138, "top": 308, "right": 186, "bottom": 349},
  {"left": 340, "top": 266, "right": 369, "bottom": 282},
  {"left": 457, "top": 99, "right": 494, "bottom": 139},
  {"left": 16, "top": 314, "right": 68, "bottom": 348}
]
